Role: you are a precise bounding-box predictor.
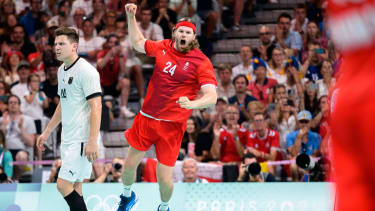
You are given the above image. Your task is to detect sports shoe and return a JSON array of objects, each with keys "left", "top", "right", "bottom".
[
  {"left": 117, "top": 192, "right": 139, "bottom": 211},
  {"left": 157, "top": 205, "right": 170, "bottom": 211},
  {"left": 121, "top": 106, "right": 135, "bottom": 118}
]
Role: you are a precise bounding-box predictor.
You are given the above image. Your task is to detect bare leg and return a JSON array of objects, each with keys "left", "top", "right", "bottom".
[
  {"left": 205, "top": 11, "right": 218, "bottom": 38},
  {"left": 57, "top": 178, "right": 75, "bottom": 197},
  {"left": 156, "top": 162, "right": 175, "bottom": 203},
  {"left": 233, "top": 0, "right": 244, "bottom": 25},
  {"left": 118, "top": 78, "right": 130, "bottom": 107},
  {"left": 122, "top": 146, "right": 146, "bottom": 186}
]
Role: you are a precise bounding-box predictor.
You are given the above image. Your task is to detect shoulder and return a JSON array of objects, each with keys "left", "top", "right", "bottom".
[
  {"left": 268, "top": 129, "right": 278, "bottom": 137},
  {"left": 246, "top": 94, "right": 257, "bottom": 101},
  {"left": 238, "top": 126, "right": 248, "bottom": 133},
  {"left": 287, "top": 131, "right": 298, "bottom": 138},
  {"left": 308, "top": 131, "right": 320, "bottom": 139}
]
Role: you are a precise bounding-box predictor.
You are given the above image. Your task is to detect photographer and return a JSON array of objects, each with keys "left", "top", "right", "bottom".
[
  {"left": 94, "top": 158, "right": 124, "bottom": 183},
  {"left": 237, "top": 153, "right": 275, "bottom": 182}
]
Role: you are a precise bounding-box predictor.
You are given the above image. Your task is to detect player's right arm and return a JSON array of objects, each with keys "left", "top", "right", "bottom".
[
  {"left": 125, "top": 3, "right": 146, "bottom": 54},
  {"left": 37, "top": 102, "right": 62, "bottom": 151}
]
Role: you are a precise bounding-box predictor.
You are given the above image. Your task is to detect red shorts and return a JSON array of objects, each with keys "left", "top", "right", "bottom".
[{"left": 124, "top": 114, "right": 187, "bottom": 167}]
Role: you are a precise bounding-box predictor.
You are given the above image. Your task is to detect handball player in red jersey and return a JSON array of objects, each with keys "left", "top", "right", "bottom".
[
  {"left": 328, "top": 0, "right": 375, "bottom": 210},
  {"left": 116, "top": 3, "right": 218, "bottom": 211}
]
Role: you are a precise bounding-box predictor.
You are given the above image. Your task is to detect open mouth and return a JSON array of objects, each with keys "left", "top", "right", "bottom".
[{"left": 180, "top": 39, "right": 186, "bottom": 46}]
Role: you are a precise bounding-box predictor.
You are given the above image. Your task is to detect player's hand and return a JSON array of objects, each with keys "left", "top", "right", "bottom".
[
  {"left": 85, "top": 141, "right": 98, "bottom": 162},
  {"left": 177, "top": 96, "right": 194, "bottom": 109},
  {"left": 37, "top": 131, "right": 50, "bottom": 151},
  {"left": 125, "top": 3, "right": 137, "bottom": 18}
]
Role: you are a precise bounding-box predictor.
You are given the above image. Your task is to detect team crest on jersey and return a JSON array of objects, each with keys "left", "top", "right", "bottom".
[
  {"left": 183, "top": 62, "right": 189, "bottom": 70},
  {"left": 68, "top": 77, "right": 73, "bottom": 84}
]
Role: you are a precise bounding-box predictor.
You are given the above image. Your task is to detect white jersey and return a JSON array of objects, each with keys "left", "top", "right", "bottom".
[{"left": 57, "top": 57, "right": 101, "bottom": 144}]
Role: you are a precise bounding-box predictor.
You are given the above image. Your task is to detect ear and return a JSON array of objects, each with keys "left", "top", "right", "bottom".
[{"left": 73, "top": 43, "right": 78, "bottom": 52}]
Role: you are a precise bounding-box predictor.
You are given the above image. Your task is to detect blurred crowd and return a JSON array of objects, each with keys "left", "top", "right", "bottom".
[{"left": 0, "top": 0, "right": 334, "bottom": 184}]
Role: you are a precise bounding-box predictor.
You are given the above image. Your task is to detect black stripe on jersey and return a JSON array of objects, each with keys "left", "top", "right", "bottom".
[
  {"left": 64, "top": 57, "right": 81, "bottom": 71},
  {"left": 86, "top": 92, "right": 102, "bottom": 100}
]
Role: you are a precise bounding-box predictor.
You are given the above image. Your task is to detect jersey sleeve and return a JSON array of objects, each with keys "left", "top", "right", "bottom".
[
  {"left": 144, "top": 40, "right": 165, "bottom": 57},
  {"left": 239, "top": 129, "right": 249, "bottom": 145},
  {"left": 196, "top": 58, "right": 217, "bottom": 87},
  {"left": 246, "top": 134, "right": 254, "bottom": 148},
  {"left": 81, "top": 67, "right": 102, "bottom": 100}
]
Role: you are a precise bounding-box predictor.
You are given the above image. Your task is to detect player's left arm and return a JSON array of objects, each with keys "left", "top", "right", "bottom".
[
  {"left": 178, "top": 85, "right": 217, "bottom": 109},
  {"left": 86, "top": 96, "right": 102, "bottom": 162}
]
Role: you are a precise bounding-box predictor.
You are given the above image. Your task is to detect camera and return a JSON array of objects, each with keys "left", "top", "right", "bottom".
[
  {"left": 296, "top": 153, "right": 330, "bottom": 182},
  {"left": 113, "top": 163, "right": 122, "bottom": 172},
  {"left": 247, "top": 162, "right": 261, "bottom": 176}
]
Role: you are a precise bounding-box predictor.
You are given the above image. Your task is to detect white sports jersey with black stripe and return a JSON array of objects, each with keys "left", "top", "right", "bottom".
[{"left": 57, "top": 57, "right": 101, "bottom": 144}]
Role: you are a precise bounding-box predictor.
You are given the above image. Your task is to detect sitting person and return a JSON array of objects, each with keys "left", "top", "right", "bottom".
[
  {"left": 94, "top": 158, "right": 125, "bottom": 183},
  {"left": 237, "top": 152, "right": 276, "bottom": 182},
  {"left": 180, "top": 158, "right": 208, "bottom": 183}
]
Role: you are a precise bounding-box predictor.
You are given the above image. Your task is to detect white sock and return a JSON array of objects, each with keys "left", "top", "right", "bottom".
[
  {"left": 159, "top": 202, "right": 169, "bottom": 211},
  {"left": 123, "top": 185, "right": 132, "bottom": 197}
]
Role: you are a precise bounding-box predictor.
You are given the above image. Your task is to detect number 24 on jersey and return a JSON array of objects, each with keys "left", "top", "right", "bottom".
[{"left": 163, "top": 62, "right": 177, "bottom": 76}]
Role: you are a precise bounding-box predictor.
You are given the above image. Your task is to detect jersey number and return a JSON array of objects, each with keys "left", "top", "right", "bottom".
[{"left": 163, "top": 62, "right": 176, "bottom": 76}]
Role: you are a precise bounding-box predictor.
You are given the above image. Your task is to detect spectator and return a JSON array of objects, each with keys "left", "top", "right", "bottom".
[
  {"left": 268, "top": 84, "right": 288, "bottom": 114},
  {"left": 34, "top": 18, "right": 59, "bottom": 47},
  {"left": 94, "top": 158, "right": 124, "bottom": 183},
  {"left": 97, "top": 34, "right": 135, "bottom": 118},
  {"left": 1, "top": 51, "right": 23, "bottom": 85},
  {"left": 253, "top": 26, "right": 276, "bottom": 62},
  {"left": 0, "top": 95, "right": 36, "bottom": 180},
  {"left": 286, "top": 110, "right": 321, "bottom": 181},
  {"left": 228, "top": 74, "right": 256, "bottom": 123},
  {"left": 211, "top": 105, "right": 249, "bottom": 163},
  {"left": 0, "top": 129, "right": 13, "bottom": 178},
  {"left": 216, "top": 63, "right": 235, "bottom": 100},
  {"left": 99, "top": 10, "right": 118, "bottom": 37},
  {"left": 237, "top": 152, "right": 276, "bottom": 182},
  {"left": 241, "top": 100, "right": 264, "bottom": 132},
  {"left": 152, "top": 0, "right": 177, "bottom": 39},
  {"left": 196, "top": 0, "right": 217, "bottom": 39},
  {"left": 27, "top": 36, "right": 52, "bottom": 80},
  {"left": 284, "top": 61, "right": 303, "bottom": 103},
  {"left": 246, "top": 112, "right": 280, "bottom": 173},
  {"left": 40, "top": 59, "right": 59, "bottom": 118},
  {"left": 301, "top": 80, "right": 319, "bottom": 117},
  {"left": 301, "top": 20, "right": 328, "bottom": 62},
  {"left": 0, "top": 0, "right": 16, "bottom": 24},
  {"left": 71, "top": 0, "right": 93, "bottom": 18},
  {"left": 89, "top": 0, "right": 106, "bottom": 34},
  {"left": 169, "top": 0, "right": 197, "bottom": 20},
  {"left": 10, "top": 60, "right": 30, "bottom": 99},
  {"left": 78, "top": 18, "right": 105, "bottom": 67},
  {"left": 117, "top": 18, "right": 145, "bottom": 105},
  {"left": 291, "top": 4, "right": 308, "bottom": 34},
  {"left": 180, "top": 117, "right": 199, "bottom": 158},
  {"left": 248, "top": 58, "right": 277, "bottom": 106},
  {"left": 310, "top": 95, "right": 329, "bottom": 138},
  {"left": 180, "top": 158, "right": 208, "bottom": 183},
  {"left": 267, "top": 48, "right": 287, "bottom": 85},
  {"left": 316, "top": 59, "right": 335, "bottom": 99},
  {"left": 21, "top": 73, "right": 48, "bottom": 134},
  {"left": 217, "top": 0, "right": 245, "bottom": 31},
  {"left": 5, "top": 25, "right": 37, "bottom": 59},
  {"left": 232, "top": 45, "right": 253, "bottom": 81},
  {"left": 275, "top": 13, "right": 303, "bottom": 57},
  {"left": 19, "top": 0, "right": 43, "bottom": 40},
  {"left": 139, "top": 6, "right": 164, "bottom": 41},
  {"left": 72, "top": 8, "right": 86, "bottom": 36},
  {"left": 3, "top": 14, "right": 18, "bottom": 36},
  {"left": 276, "top": 100, "right": 297, "bottom": 152},
  {"left": 50, "top": 0, "right": 74, "bottom": 27},
  {"left": 301, "top": 41, "right": 326, "bottom": 82},
  {"left": 14, "top": 0, "right": 30, "bottom": 15},
  {"left": 44, "top": 0, "right": 58, "bottom": 16}
]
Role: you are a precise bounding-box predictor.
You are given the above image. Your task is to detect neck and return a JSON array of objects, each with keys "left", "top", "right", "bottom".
[
  {"left": 84, "top": 34, "right": 93, "bottom": 40},
  {"left": 8, "top": 112, "right": 19, "bottom": 118},
  {"left": 323, "top": 75, "right": 331, "bottom": 83},
  {"left": 236, "top": 92, "right": 246, "bottom": 100},
  {"left": 243, "top": 60, "right": 251, "bottom": 67},
  {"left": 141, "top": 22, "right": 150, "bottom": 29},
  {"left": 184, "top": 178, "right": 196, "bottom": 183},
  {"left": 63, "top": 54, "right": 79, "bottom": 68},
  {"left": 50, "top": 78, "right": 58, "bottom": 85},
  {"left": 257, "top": 129, "right": 266, "bottom": 137},
  {"left": 256, "top": 77, "right": 265, "bottom": 85}
]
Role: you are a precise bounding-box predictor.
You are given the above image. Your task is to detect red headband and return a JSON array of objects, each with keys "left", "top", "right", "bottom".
[{"left": 176, "top": 21, "right": 196, "bottom": 33}]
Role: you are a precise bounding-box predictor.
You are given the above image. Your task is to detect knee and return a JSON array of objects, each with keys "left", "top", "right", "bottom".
[
  {"left": 157, "top": 173, "right": 173, "bottom": 186},
  {"left": 120, "top": 78, "right": 130, "bottom": 89},
  {"left": 16, "top": 150, "right": 28, "bottom": 161}
]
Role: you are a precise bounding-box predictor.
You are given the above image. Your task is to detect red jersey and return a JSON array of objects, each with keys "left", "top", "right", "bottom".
[
  {"left": 97, "top": 50, "right": 126, "bottom": 86},
  {"left": 247, "top": 78, "right": 277, "bottom": 106},
  {"left": 142, "top": 39, "right": 217, "bottom": 122},
  {"left": 247, "top": 129, "right": 280, "bottom": 162},
  {"left": 219, "top": 126, "right": 249, "bottom": 163}
]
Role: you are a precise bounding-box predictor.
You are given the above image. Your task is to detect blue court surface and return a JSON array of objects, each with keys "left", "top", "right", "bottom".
[{"left": 0, "top": 182, "right": 334, "bottom": 211}]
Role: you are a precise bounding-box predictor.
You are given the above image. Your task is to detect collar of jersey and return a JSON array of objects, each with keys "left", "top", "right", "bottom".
[{"left": 64, "top": 56, "right": 81, "bottom": 71}]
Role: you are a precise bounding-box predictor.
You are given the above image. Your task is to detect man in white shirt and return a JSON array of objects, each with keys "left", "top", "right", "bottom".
[
  {"left": 78, "top": 18, "right": 105, "bottom": 67},
  {"left": 291, "top": 4, "right": 308, "bottom": 34},
  {"left": 37, "top": 27, "right": 102, "bottom": 211},
  {"left": 232, "top": 45, "right": 254, "bottom": 81},
  {"left": 138, "top": 6, "right": 164, "bottom": 41},
  {"left": 10, "top": 61, "right": 31, "bottom": 100}
]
